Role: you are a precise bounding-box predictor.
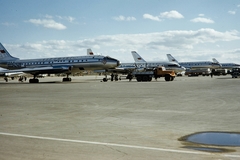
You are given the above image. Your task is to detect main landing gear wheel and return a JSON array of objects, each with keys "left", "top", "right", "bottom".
[
  {"left": 29, "top": 75, "right": 39, "bottom": 83},
  {"left": 29, "top": 78, "right": 39, "bottom": 83},
  {"left": 103, "top": 77, "right": 108, "bottom": 82},
  {"left": 102, "top": 73, "right": 108, "bottom": 82},
  {"left": 63, "top": 74, "right": 72, "bottom": 82},
  {"left": 62, "top": 78, "right": 72, "bottom": 82}
]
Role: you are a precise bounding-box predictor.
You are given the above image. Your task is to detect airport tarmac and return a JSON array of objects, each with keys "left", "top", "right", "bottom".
[{"left": 0, "top": 75, "right": 240, "bottom": 160}]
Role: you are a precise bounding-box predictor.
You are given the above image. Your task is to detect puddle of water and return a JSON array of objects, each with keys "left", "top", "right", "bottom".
[{"left": 179, "top": 131, "right": 240, "bottom": 147}]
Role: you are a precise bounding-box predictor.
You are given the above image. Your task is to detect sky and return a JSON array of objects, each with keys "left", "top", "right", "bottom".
[{"left": 1, "top": 0, "right": 240, "bottom": 63}]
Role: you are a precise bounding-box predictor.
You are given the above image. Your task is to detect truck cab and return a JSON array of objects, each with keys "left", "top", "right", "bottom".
[{"left": 154, "top": 66, "right": 176, "bottom": 81}]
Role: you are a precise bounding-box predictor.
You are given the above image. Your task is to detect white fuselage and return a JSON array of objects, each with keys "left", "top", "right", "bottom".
[
  {"left": 219, "top": 63, "right": 240, "bottom": 70},
  {"left": 179, "top": 61, "right": 221, "bottom": 69},
  {"left": 0, "top": 55, "right": 120, "bottom": 74}
]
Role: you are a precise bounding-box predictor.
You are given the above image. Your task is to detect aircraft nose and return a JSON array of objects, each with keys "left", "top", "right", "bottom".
[{"left": 105, "top": 56, "right": 121, "bottom": 68}]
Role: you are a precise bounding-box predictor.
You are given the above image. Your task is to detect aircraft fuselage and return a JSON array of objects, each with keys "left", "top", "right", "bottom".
[{"left": 0, "top": 55, "right": 119, "bottom": 74}]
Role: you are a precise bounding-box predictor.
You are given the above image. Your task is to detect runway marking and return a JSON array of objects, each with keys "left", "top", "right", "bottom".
[{"left": 0, "top": 132, "right": 240, "bottom": 158}]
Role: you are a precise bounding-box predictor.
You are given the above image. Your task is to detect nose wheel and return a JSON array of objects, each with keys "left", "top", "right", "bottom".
[{"left": 102, "top": 73, "right": 108, "bottom": 82}]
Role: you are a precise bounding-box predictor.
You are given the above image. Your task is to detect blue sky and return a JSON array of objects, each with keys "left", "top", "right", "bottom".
[{"left": 1, "top": 0, "right": 240, "bottom": 63}]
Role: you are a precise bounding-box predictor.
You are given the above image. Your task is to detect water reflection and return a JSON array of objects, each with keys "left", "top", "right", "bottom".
[{"left": 179, "top": 132, "right": 240, "bottom": 146}]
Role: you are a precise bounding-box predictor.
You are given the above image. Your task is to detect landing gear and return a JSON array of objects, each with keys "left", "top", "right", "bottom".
[
  {"left": 103, "top": 77, "right": 108, "bottom": 82},
  {"left": 62, "top": 78, "right": 72, "bottom": 82},
  {"left": 29, "top": 78, "right": 39, "bottom": 83},
  {"left": 29, "top": 75, "right": 39, "bottom": 83},
  {"left": 103, "top": 73, "right": 108, "bottom": 82},
  {"left": 62, "top": 74, "right": 72, "bottom": 82}
]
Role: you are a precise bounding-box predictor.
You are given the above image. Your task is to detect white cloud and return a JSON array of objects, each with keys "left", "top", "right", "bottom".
[
  {"left": 56, "top": 16, "right": 76, "bottom": 22},
  {"left": 143, "top": 10, "right": 183, "bottom": 22},
  {"left": 228, "top": 10, "right": 236, "bottom": 15},
  {"left": 8, "top": 28, "right": 239, "bottom": 62},
  {"left": 113, "top": 15, "right": 136, "bottom": 21},
  {"left": 198, "top": 14, "right": 205, "bottom": 17},
  {"left": 27, "top": 19, "right": 67, "bottom": 30},
  {"left": 190, "top": 17, "right": 214, "bottom": 23},
  {"left": 159, "top": 10, "right": 184, "bottom": 19},
  {"left": 126, "top": 17, "right": 136, "bottom": 21},
  {"left": 143, "top": 14, "right": 161, "bottom": 21}
]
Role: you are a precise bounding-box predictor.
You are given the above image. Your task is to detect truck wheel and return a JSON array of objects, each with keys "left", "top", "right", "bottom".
[
  {"left": 148, "top": 77, "right": 152, "bottom": 81},
  {"left": 165, "top": 75, "right": 171, "bottom": 81},
  {"left": 171, "top": 77, "right": 174, "bottom": 81},
  {"left": 136, "top": 76, "right": 142, "bottom": 82},
  {"left": 143, "top": 76, "right": 148, "bottom": 82}
]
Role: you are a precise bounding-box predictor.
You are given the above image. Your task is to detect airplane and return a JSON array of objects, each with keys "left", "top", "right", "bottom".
[
  {"left": 166, "top": 54, "right": 222, "bottom": 69},
  {"left": 212, "top": 58, "right": 240, "bottom": 70},
  {"left": 0, "top": 43, "right": 120, "bottom": 83},
  {"left": 131, "top": 51, "right": 186, "bottom": 74},
  {"left": 0, "top": 49, "right": 96, "bottom": 82}
]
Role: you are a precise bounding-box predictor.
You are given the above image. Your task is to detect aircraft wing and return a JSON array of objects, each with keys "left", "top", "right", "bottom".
[
  {"left": 94, "top": 66, "right": 136, "bottom": 74},
  {"left": 109, "top": 67, "right": 135, "bottom": 73},
  {"left": 0, "top": 66, "right": 70, "bottom": 75}
]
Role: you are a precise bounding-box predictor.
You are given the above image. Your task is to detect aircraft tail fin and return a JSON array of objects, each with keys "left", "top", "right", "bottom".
[
  {"left": 166, "top": 54, "right": 178, "bottom": 63},
  {"left": 212, "top": 58, "right": 222, "bottom": 67},
  {"left": 87, "top": 49, "right": 94, "bottom": 55},
  {"left": 212, "top": 58, "right": 219, "bottom": 63},
  {"left": 131, "top": 51, "right": 147, "bottom": 63},
  {"left": 0, "top": 43, "right": 19, "bottom": 61}
]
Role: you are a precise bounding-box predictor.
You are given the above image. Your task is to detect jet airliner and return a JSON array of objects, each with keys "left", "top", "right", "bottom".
[
  {"left": 0, "top": 43, "right": 120, "bottom": 83},
  {"left": 212, "top": 58, "right": 240, "bottom": 70},
  {"left": 166, "top": 54, "right": 221, "bottom": 69}
]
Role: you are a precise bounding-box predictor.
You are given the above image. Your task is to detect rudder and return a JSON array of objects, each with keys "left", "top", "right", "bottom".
[
  {"left": 166, "top": 54, "right": 178, "bottom": 63},
  {"left": 0, "top": 43, "right": 19, "bottom": 61},
  {"left": 131, "top": 51, "right": 146, "bottom": 63}
]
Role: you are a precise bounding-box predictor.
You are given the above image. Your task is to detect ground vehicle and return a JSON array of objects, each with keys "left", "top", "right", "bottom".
[
  {"left": 231, "top": 67, "right": 240, "bottom": 78},
  {"left": 132, "top": 66, "right": 176, "bottom": 82},
  {"left": 212, "top": 69, "right": 228, "bottom": 76},
  {"left": 185, "top": 68, "right": 211, "bottom": 76}
]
